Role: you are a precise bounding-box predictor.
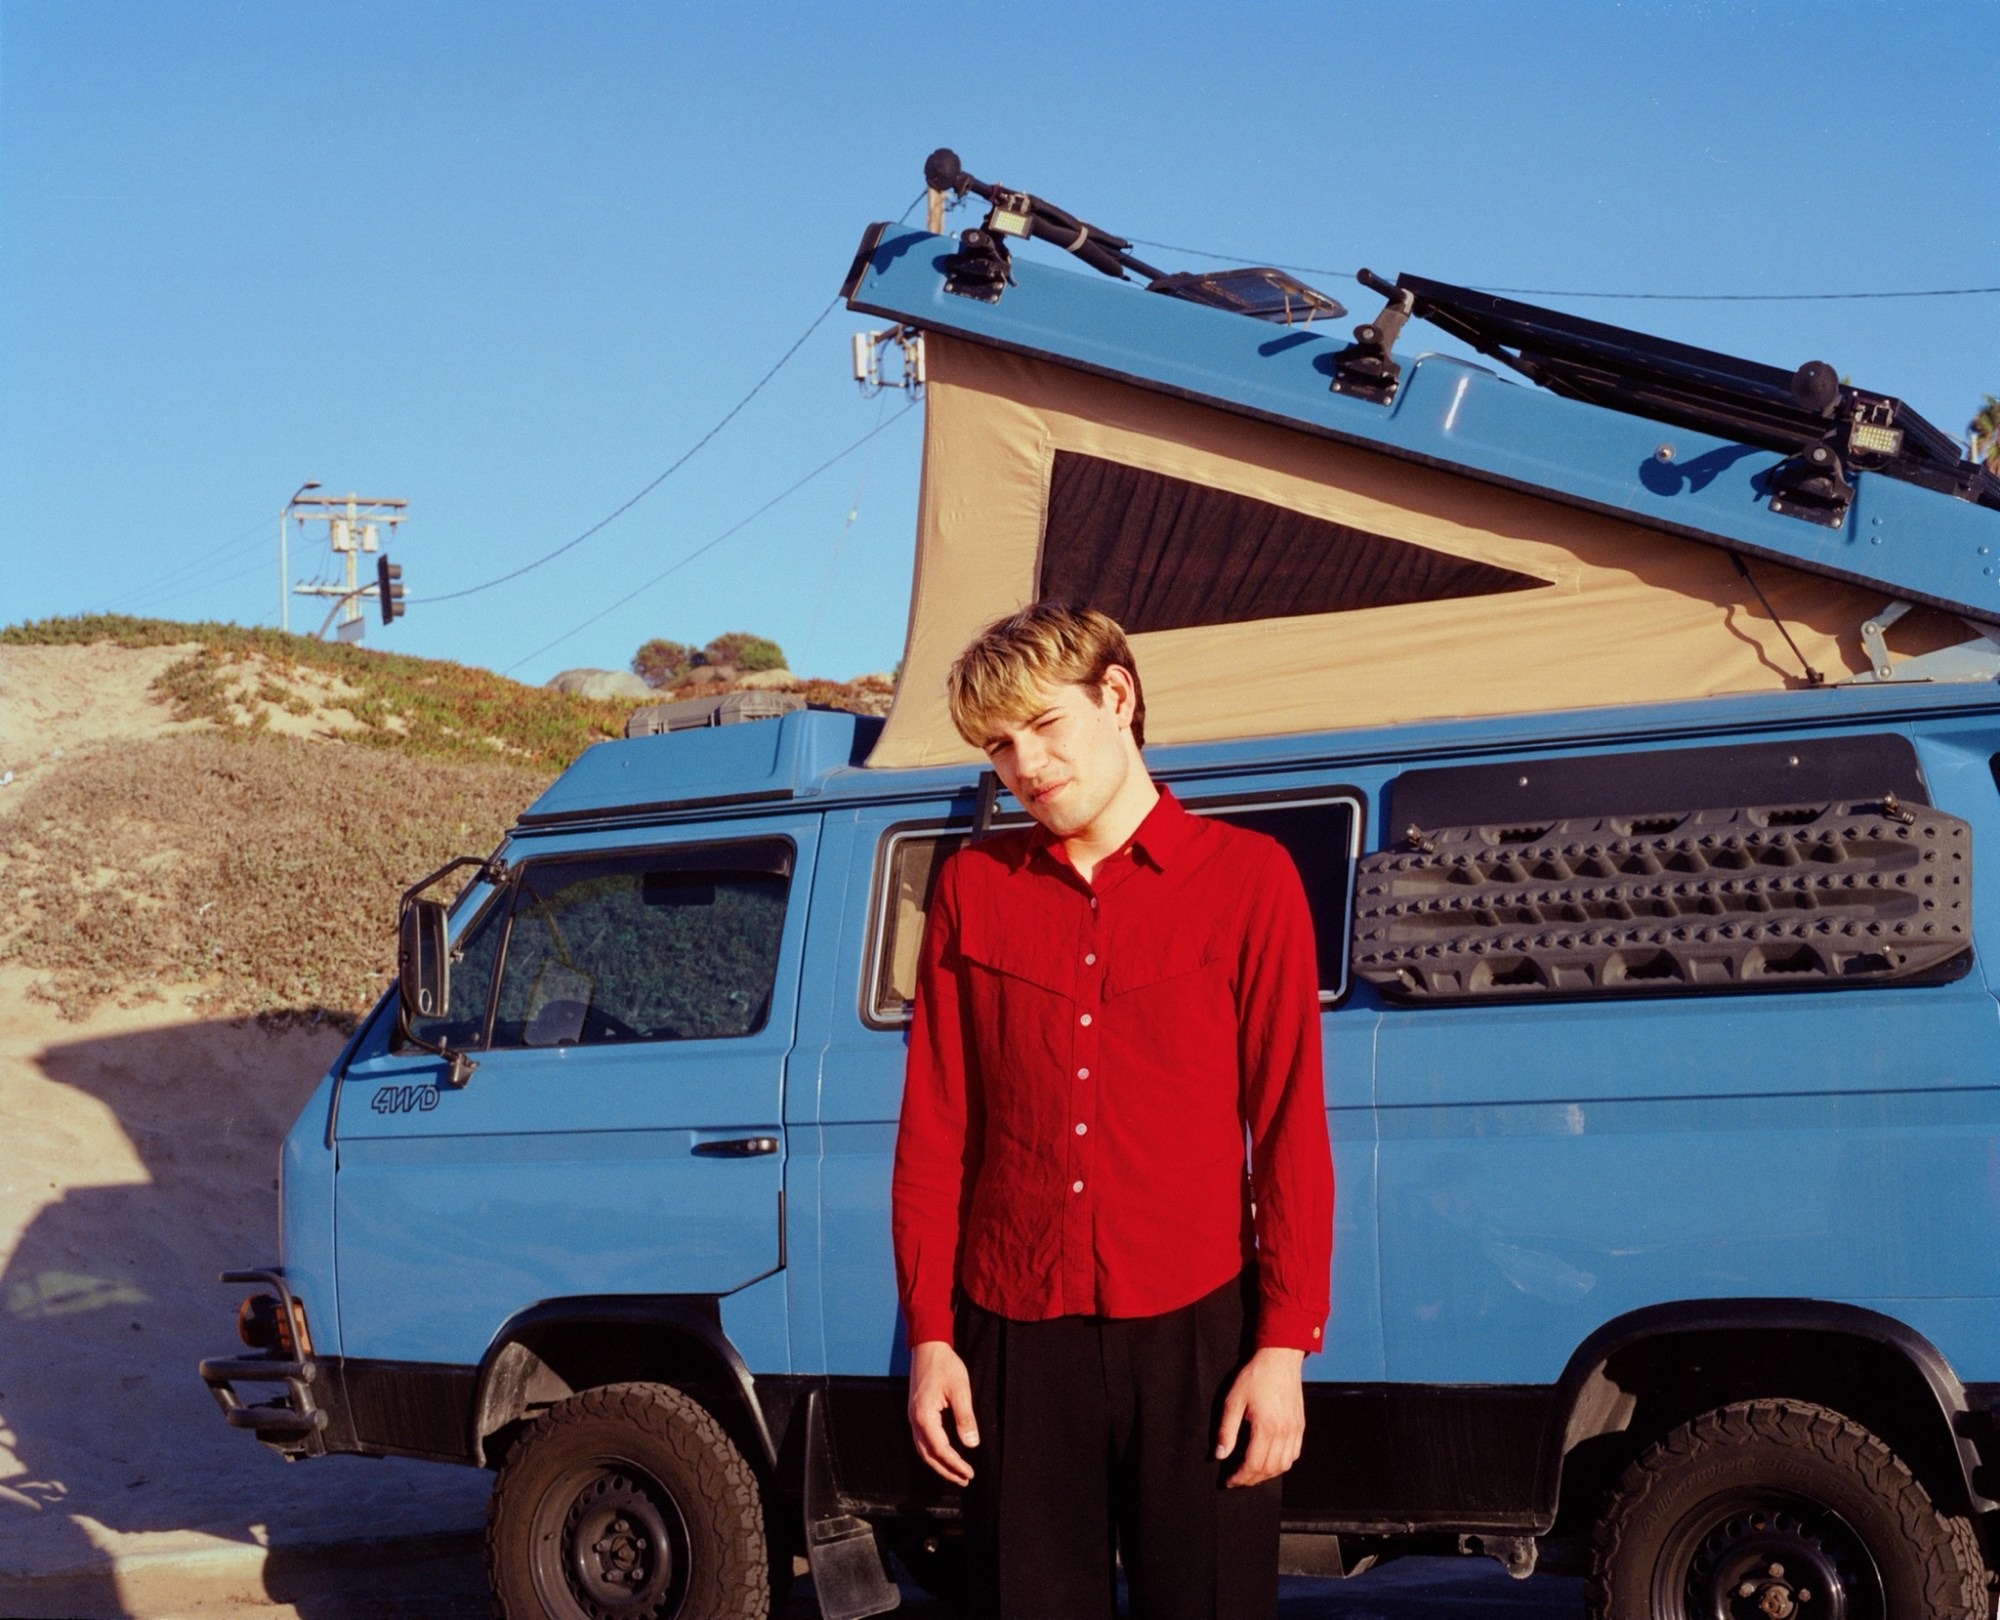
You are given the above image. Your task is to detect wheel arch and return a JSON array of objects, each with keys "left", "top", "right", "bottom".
[
  {"left": 1541, "top": 1299, "right": 1992, "bottom": 1527},
  {"left": 471, "top": 1296, "right": 777, "bottom": 1475}
]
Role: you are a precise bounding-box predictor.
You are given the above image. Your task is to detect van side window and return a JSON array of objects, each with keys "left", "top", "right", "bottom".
[
  {"left": 868, "top": 830, "right": 969, "bottom": 1024},
  {"left": 489, "top": 841, "right": 793, "bottom": 1048},
  {"left": 867, "top": 792, "right": 1360, "bottom": 1025},
  {"left": 1192, "top": 794, "right": 1361, "bottom": 1004}
]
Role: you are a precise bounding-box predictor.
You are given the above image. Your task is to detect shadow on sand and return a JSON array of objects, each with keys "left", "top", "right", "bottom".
[{"left": 0, "top": 1010, "right": 487, "bottom": 1618}]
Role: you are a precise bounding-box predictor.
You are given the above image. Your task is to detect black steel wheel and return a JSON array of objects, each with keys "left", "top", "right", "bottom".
[
  {"left": 487, "top": 1381, "right": 771, "bottom": 1620},
  {"left": 1587, "top": 1399, "right": 1985, "bottom": 1620}
]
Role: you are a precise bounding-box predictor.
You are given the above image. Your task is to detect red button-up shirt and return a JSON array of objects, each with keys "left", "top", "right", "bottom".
[{"left": 892, "top": 786, "right": 1334, "bottom": 1354}]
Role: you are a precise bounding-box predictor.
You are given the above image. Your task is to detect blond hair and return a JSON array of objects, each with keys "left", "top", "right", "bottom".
[{"left": 946, "top": 602, "right": 1146, "bottom": 750}]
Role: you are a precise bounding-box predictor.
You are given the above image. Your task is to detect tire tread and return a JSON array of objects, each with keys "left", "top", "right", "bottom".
[
  {"left": 1586, "top": 1398, "right": 1985, "bottom": 1620},
  {"left": 485, "top": 1380, "right": 771, "bottom": 1620}
]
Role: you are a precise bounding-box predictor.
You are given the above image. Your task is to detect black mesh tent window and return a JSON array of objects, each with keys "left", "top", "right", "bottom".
[{"left": 1037, "top": 451, "right": 1548, "bottom": 634}]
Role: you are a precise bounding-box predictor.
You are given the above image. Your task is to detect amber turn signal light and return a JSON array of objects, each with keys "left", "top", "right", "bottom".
[{"left": 237, "top": 1293, "right": 312, "bottom": 1356}]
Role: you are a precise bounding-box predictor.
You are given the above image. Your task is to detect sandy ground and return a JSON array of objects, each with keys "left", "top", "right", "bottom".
[
  {"left": 0, "top": 645, "right": 200, "bottom": 784},
  {"left": 0, "top": 966, "right": 489, "bottom": 1616}
]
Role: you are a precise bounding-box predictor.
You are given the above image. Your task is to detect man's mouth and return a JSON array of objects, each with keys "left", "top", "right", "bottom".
[{"left": 1029, "top": 779, "right": 1067, "bottom": 805}]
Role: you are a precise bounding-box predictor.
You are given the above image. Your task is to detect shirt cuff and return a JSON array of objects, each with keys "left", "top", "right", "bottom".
[
  {"left": 904, "top": 1300, "right": 956, "bottom": 1351},
  {"left": 1255, "top": 1301, "right": 1327, "bottom": 1354}
]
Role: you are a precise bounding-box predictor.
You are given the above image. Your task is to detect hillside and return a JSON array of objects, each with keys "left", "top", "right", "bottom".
[{"left": 0, "top": 617, "right": 892, "bottom": 1028}]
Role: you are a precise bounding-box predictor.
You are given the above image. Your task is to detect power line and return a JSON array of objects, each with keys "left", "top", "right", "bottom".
[
  {"left": 419, "top": 295, "right": 844, "bottom": 605},
  {"left": 1480, "top": 283, "right": 2000, "bottom": 303},
  {"left": 503, "top": 400, "right": 920, "bottom": 677},
  {"left": 801, "top": 391, "right": 889, "bottom": 667},
  {"left": 138, "top": 554, "right": 277, "bottom": 613},
  {"left": 1122, "top": 237, "right": 2000, "bottom": 303},
  {"left": 95, "top": 509, "right": 276, "bottom": 612}
]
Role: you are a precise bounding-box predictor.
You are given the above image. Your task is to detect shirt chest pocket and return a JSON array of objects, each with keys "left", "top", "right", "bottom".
[
  {"left": 1103, "top": 940, "right": 1222, "bottom": 1000},
  {"left": 956, "top": 929, "right": 1075, "bottom": 998}
]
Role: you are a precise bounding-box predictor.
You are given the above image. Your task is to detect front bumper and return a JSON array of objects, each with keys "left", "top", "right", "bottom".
[{"left": 198, "top": 1267, "right": 332, "bottom": 1459}]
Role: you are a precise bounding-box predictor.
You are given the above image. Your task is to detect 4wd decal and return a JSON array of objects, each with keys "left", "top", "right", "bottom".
[{"left": 370, "top": 1083, "right": 441, "bottom": 1115}]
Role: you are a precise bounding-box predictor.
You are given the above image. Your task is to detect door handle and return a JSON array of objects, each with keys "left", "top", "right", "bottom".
[{"left": 691, "top": 1136, "right": 780, "bottom": 1158}]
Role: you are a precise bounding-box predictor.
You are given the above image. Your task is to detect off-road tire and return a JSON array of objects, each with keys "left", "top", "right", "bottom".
[
  {"left": 1587, "top": 1398, "right": 1985, "bottom": 1620},
  {"left": 486, "top": 1380, "right": 771, "bottom": 1620}
]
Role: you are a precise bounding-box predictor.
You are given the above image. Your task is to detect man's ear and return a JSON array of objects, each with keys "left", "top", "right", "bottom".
[{"left": 1100, "top": 666, "right": 1138, "bottom": 729}]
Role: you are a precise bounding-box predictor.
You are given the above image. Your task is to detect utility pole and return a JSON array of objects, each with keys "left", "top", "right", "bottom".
[
  {"left": 281, "top": 480, "right": 320, "bottom": 633},
  {"left": 290, "top": 494, "right": 408, "bottom": 642}
]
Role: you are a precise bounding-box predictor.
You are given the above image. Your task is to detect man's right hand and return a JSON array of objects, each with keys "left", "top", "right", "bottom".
[{"left": 907, "top": 1339, "right": 979, "bottom": 1485}]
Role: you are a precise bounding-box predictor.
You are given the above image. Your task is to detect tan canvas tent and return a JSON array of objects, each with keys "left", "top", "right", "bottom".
[{"left": 868, "top": 335, "right": 1963, "bottom": 769}]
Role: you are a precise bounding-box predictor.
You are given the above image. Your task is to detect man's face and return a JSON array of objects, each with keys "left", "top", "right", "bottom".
[{"left": 979, "top": 673, "right": 1135, "bottom": 842}]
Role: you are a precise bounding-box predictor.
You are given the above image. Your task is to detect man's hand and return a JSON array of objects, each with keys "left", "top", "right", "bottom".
[
  {"left": 907, "top": 1339, "right": 979, "bottom": 1485},
  {"left": 1215, "top": 1346, "right": 1306, "bottom": 1487}
]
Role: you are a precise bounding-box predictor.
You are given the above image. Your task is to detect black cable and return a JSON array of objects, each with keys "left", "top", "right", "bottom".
[
  {"left": 1123, "top": 237, "right": 2000, "bottom": 303},
  {"left": 1481, "top": 283, "right": 2000, "bottom": 303},
  {"left": 418, "top": 296, "right": 843, "bottom": 605},
  {"left": 138, "top": 555, "right": 277, "bottom": 612},
  {"left": 502, "top": 400, "right": 920, "bottom": 677},
  {"left": 96, "top": 509, "right": 277, "bottom": 611}
]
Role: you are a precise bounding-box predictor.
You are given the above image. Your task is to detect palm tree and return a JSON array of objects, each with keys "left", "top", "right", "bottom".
[{"left": 1971, "top": 395, "right": 2000, "bottom": 475}]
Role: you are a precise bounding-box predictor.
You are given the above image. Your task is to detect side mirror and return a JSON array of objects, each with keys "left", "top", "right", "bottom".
[{"left": 398, "top": 898, "right": 451, "bottom": 1021}]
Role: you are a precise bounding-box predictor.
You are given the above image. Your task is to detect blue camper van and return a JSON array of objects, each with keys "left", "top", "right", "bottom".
[{"left": 203, "top": 156, "right": 2000, "bottom": 1620}]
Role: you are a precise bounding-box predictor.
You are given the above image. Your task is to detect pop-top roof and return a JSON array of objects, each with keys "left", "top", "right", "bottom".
[{"left": 840, "top": 161, "right": 2000, "bottom": 769}]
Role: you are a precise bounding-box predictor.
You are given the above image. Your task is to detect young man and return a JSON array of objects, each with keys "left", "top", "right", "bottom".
[{"left": 891, "top": 603, "right": 1334, "bottom": 1619}]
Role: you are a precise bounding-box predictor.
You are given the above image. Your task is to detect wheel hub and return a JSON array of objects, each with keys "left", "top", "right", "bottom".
[
  {"left": 562, "top": 1470, "right": 680, "bottom": 1617},
  {"left": 1684, "top": 1504, "right": 1866, "bottom": 1620}
]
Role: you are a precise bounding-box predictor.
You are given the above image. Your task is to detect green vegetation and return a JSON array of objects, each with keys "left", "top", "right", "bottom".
[
  {"left": 701, "top": 631, "right": 787, "bottom": 673},
  {"left": 632, "top": 637, "right": 697, "bottom": 687},
  {"left": 630, "top": 631, "right": 788, "bottom": 687},
  {"left": 2, "top": 615, "right": 630, "bottom": 771},
  {"left": 1971, "top": 395, "right": 2000, "bottom": 476},
  {"left": 0, "top": 731, "right": 545, "bottom": 1027},
  {"left": 0, "top": 615, "right": 892, "bottom": 1025}
]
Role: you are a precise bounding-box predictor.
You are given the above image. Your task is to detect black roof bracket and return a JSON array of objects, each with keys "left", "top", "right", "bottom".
[
  {"left": 1329, "top": 269, "right": 1415, "bottom": 406},
  {"left": 941, "top": 227, "right": 1014, "bottom": 303},
  {"left": 1767, "top": 439, "right": 1856, "bottom": 528}
]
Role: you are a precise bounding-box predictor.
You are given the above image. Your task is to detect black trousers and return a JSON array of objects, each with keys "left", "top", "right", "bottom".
[{"left": 956, "top": 1273, "right": 1282, "bottom": 1620}]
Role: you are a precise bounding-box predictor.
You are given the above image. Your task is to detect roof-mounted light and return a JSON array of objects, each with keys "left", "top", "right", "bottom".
[{"left": 1849, "top": 420, "right": 1905, "bottom": 459}]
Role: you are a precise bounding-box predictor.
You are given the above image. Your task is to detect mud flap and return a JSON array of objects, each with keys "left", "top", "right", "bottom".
[{"left": 802, "top": 1388, "right": 900, "bottom": 1619}]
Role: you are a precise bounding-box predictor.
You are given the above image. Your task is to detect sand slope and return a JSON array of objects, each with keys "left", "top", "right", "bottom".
[{"left": 0, "top": 644, "right": 199, "bottom": 781}]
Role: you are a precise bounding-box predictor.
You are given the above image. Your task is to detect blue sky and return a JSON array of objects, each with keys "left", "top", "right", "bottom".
[{"left": 4, "top": 1, "right": 1995, "bottom": 685}]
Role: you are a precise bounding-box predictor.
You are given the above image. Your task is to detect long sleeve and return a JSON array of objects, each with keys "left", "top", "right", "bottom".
[
  {"left": 1235, "top": 841, "right": 1335, "bottom": 1353},
  {"left": 891, "top": 855, "right": 981, "bottom": 1348}
]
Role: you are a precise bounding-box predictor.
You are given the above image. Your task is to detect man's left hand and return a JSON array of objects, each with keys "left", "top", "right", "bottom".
[{"left": 1215, "top": 1346, "right": 1307, "bottom": 1487}]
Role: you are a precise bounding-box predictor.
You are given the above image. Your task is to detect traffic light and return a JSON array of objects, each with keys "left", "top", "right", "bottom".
[{"left": 377, "top": 556, "right": 405, "bottom": 625}]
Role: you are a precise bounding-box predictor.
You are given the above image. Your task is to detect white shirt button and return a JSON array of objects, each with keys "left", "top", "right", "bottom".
[
  {"left": 1089, "top": 897, "right": 1097, "bottom": 910},
  {"left": 1075, "top": 1122, "right": 1088, "bottom": 1135},
  {"left": 1072, "top": 1179, "right": 1085, "bottom": 1193},
  {"left": 1312, "top": 1327, "right": 1322, "bottom": 1339},
  {"left": 1085, "top": 952, "right": 1097, "bottom": 966},
  {"left": 1079, "top": 1013, "right": 1092, "bottom": 1026},
  {"left": 1077, "top": 1067, "right": 1089, "bottom": 1079}
]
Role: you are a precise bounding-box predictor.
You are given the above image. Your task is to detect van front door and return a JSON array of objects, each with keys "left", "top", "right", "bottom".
[{"left": 333, "top": 816, "right": 817, "bottom": 1368}]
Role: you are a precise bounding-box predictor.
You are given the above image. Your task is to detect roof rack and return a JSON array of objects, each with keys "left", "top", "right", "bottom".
[{"left": 1333, "top": 270, "right": 1999, "bottom": 525}]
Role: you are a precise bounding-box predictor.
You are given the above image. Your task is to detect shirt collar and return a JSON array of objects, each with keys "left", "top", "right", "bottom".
[{"left": 1010, "top": 783, "right": 1195, "bottom": 874}]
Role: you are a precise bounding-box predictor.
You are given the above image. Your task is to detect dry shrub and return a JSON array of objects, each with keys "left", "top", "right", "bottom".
[
  {"left": 0, "top": 731, "right": 550, "bottom": 1026},
  {"left": 4, "top": 615, "right": 631, "bottom": 771}
]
